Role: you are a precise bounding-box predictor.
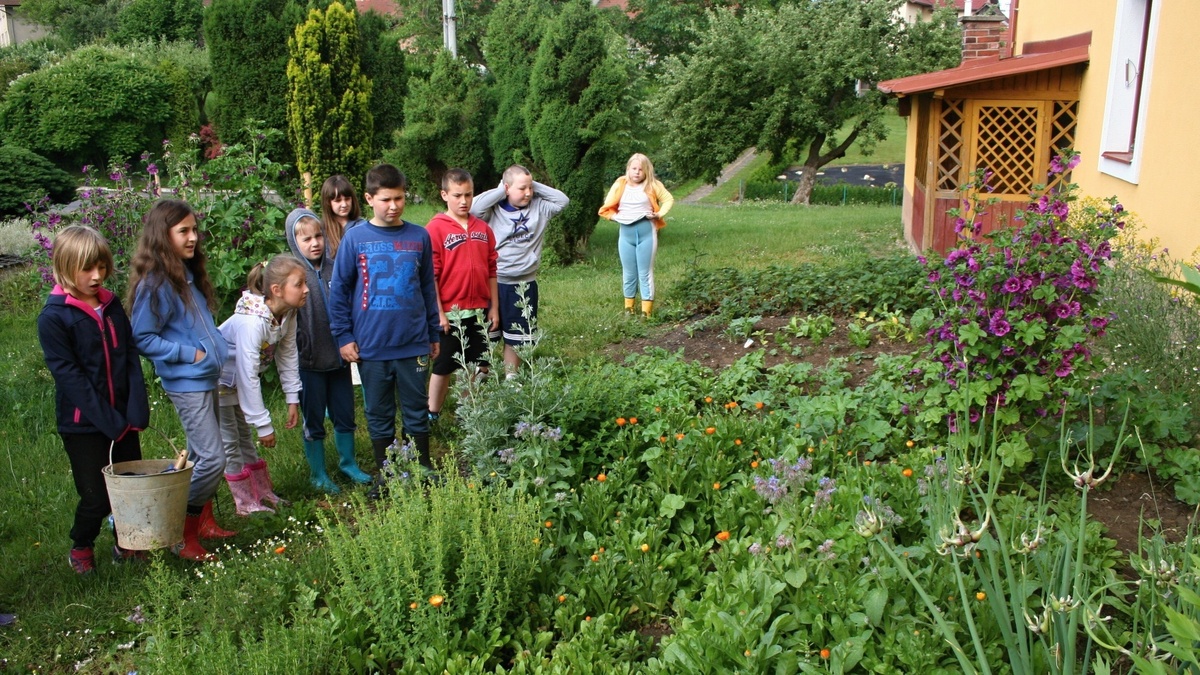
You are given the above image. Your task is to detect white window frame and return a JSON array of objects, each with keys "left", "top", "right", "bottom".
[{"left": 1098, "top": 0, "right": 1160, "bottom": 184}]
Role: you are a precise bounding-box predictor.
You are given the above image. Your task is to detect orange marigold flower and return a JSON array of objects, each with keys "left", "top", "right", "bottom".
[
  {"left": 597, "top": 473, "right": 607, "bottom": 482},
  {"left": 750, "top": 460, "right": 759, "bottom": 469},
  {"left": 734, "top": 438, "right": 742, "bottom": 445},
  {"left": 755, "top": 402, "right": 765, "bottom": 410},
  {"left": 591, "top": 554, "right": 600, "bottom": 562},
  {"left": 429, "top": 595, "right": 445, "bottom": 607},
  {"left": 640, "top": 543, "right": 650, "bottom": 552},
  {"left": 713, "top": 482, "right": 721, "bottom": 490},
  {"left": 409, "top": 601, "right": 418, "bottom": 610},
  {"left": 630, "top": 417, "right": 638, "bottom": 424},
  {"left": 616, "top": 417, "right": 627, "bottom": 426},
  {"left": 820, "top": 648, "right": 831, "bottom": 660},
  {"left": 902, "top": 468, "right": 914, "bottom": 478},
  {"left": 544, "top": 520, "right": 553, "bottom": 528},
  {"left": 976, "top": 592, "right": 987, "bottom": 601},
  {"left": 675, "top": 433, "right": 685, "bottom": 440},
  {"left": 660, "top": 436, "right": 667, "bottom": 443},
  {"left": 558, "top": 594, "right": 567, "bottom": 603},
  {"left": 705, "top": 427, "right": 716, "bottom": 435},
  {"left": 906, "top": 440, "right": 915, "bottom": 448},
  {"left": 704, "top": 396, "right": 713, "bottom": 403},
  {"left": 715, "top": 531, "right": 731, "bottom": 542},
  {"left": 274, "top": 545, "right": 286, "bottom": 554}
]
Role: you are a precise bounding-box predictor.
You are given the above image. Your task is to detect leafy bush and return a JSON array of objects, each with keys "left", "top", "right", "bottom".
[
  {"left": 0, "top": 145, "right": 75, "bottom": 216},
  {"left": 0, "top": 38, "right": 63, "bottom": 104},
  {"left": 111, "top": 0, "right": 203, "bottom": 44},
  {"left": 744, "top": 179, "right": 901, "bottom": 206},
  {"left": 25, "top": 125, "right": 294, "bottom": 309},
  {"left": 320, "top": 474, "right": 540, "bottom": 671},
  {"left": 0, "top": 41, "right": 208, "bottom": 166},
  {"left": 667, "top": 253, "right": 931, "bottom": 319}
]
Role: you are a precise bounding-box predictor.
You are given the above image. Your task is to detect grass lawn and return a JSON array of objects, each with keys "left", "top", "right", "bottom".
[{"left": 698, "top": 110, "right": 908, "bottom": 205}]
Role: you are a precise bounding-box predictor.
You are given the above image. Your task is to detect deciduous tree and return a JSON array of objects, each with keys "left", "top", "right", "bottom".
[
  {"left": 481, "top": 0, "right": 553, "bottom": 173},
  {"left": 651, "top": 0, "right": 959, "bottom": 205}
]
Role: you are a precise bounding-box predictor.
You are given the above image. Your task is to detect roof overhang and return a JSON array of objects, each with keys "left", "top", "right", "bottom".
[{"left": 878, "top": 31, "right": 1091, "bottom": 96}]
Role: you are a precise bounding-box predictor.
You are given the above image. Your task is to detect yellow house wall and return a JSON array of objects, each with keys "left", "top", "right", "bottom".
[
  {"left": 1016, "top": 0, "right": 1200, "bottom": 257},
  {"left": 901, "top": 111, "right": 921, "bottom": 247}
]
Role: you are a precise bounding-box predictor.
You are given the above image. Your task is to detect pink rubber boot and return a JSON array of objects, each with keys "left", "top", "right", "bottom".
[{"left": 225, "top": 468, "right": 273, "bottom": 516}]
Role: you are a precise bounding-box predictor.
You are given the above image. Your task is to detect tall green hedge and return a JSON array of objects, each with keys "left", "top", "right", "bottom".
[
  {"left": 525, "top": 0, "right": 631, "bottom": 262},
  {"left": 204, "top": 0, "right": 303, "bottom": 160},
  {"left": 357, "top": 10, "right": 406, "bottom": 158}
]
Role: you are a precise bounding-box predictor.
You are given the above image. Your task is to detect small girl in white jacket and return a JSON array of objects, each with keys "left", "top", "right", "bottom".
[{"left": 218, "top": 255, "right": 308, "bottom": 516}]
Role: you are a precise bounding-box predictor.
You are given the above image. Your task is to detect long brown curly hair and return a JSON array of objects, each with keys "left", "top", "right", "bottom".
[{"left": 126, "top": 199, "right": 217, "bottom": 318}]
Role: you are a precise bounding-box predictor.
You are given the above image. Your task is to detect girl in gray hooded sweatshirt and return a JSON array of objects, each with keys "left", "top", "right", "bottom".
[{"left": 285, "top": 207, "right": 371, "bottom": 492}]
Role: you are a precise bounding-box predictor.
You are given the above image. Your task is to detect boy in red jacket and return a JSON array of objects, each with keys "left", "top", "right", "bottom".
[{"left": 426, "top": 168, "right": 499, "bottom": 421}]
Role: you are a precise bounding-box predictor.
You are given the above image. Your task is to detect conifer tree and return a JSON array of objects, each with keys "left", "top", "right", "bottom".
[
  {"left": 386, "top": 50, "right": 490, "bottom": 197},
  {"left": 482, "top": 0, "right": 553, "bottom": 174},
  {"left": 286, "top": 1, "right": 374, "bottom": 195},
  {"left": 525, "top": 0, "right": 631, "bottom": 262}
]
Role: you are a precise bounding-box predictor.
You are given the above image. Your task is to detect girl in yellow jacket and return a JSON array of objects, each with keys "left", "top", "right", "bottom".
[{"left": 598, "top": 153, "right": 674, "bottom": 317}]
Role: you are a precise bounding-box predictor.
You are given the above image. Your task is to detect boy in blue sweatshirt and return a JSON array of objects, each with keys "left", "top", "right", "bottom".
[{"left": 328, "top": 164, "right": 440, "bottom": 489}]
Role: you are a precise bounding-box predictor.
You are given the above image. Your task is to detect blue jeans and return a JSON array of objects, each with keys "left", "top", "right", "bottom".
[
  {"left": 618, "top": 218, "right": 658, "bottom": 300},
  {"left": 357, "top": 357, "right": 430, "bottom": 441},
  {"left": 299, "top": 365, "right": 356, "bottom": 441}
]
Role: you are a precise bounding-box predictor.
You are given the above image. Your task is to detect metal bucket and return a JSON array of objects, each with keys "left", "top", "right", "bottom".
[{"left": 102, "top": 432, "right": 193, "bottom": 551}]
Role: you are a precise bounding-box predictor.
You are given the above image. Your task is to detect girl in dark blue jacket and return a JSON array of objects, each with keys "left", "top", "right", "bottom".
[{"left": 37, "top": 226, "right": 150, "bottom": 574}]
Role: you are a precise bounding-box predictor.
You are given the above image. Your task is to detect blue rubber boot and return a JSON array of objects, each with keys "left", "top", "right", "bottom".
[
  {"left": 303, "top": 439, "right": 341, "bottom": 494},
  {"left": 334, "top": 432, "right": 372, "bottom": 484}
]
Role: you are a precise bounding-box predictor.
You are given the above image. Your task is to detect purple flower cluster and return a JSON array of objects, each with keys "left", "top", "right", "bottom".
[
  {"left": 751, "top": 456, "right": 836, "bottom": 511},
  {"left": 513, "top": 421, "right": 564, "bottom": 441},
  {"left": 921, "top": 152, "right": 1122, "bottom": 424}
]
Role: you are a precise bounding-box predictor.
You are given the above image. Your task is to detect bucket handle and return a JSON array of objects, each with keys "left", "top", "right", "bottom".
[{"left": 108, "top": 426, "right": 188, "bottom": 471}]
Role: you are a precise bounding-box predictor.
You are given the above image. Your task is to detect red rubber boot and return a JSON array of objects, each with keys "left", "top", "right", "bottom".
[
  {"left": 197, "top": 500, "right": 237, "bottom": 539},
  {"left": 173, "top": 512, "right": 217, "bottom": 562}
]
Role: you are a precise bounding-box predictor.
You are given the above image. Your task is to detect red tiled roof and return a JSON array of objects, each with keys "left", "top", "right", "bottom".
[
  {"left": 907, "top": 0, "right": 966, "bottom": 9},
  {"left": 877, "top": 32, "right": 1091, "bottom": 96},
  {"left": 356, "top": 0, "right": 399, "bottom": 17},
  {"left": 596, "top": 0, "right": 629, "bottom": 9}
]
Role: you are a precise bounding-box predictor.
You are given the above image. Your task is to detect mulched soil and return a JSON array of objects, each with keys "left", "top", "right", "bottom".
[{"left": 604, "top": 313, "right": 1197, "bottom": 555}]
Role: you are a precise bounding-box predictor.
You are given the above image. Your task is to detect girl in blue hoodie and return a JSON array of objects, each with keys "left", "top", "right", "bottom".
[
  {"left": 129, "top": 199, "right": 233, "bottom": 562},
  {"left": 38, "top": 226, "right": 150, "bottom": 574}
]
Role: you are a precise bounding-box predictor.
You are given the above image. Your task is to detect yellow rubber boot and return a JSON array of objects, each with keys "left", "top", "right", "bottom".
[
  {"left": 641, "top": 300, "right": 654, "bottom": 318},
  {"left": 624, "top": 298, "right": 636, "bottom": 314}
]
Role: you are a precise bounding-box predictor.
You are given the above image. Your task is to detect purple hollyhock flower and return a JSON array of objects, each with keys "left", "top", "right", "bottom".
[
  {"left": 1001, "top": 345, "right": 1017, "bottom": 357},
  {"left": 967, "top": 257, "right": 980, "bottom": 273},
  {"left": 928, "top": 271, "right": 941, "bottom": 283},
  {"left": 989, "top": 317, "right": 1012, "bottom": 336},
  {"left": 1055, "top": 363, "right": 1074, "bottom": 378},
  {"left": 1090, "top": 316, "right": 1109, "bottom": 330},
  {"left": 1002, "top": 276, "right": 1022, "bottom": 293},
  {"left": 954, "top": 217, "right": 967, "bottom": 234}
]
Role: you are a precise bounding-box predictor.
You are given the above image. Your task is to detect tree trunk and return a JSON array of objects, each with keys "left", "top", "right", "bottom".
[{"left": 790, "top": 166, "right": 817, "bottom": 205}]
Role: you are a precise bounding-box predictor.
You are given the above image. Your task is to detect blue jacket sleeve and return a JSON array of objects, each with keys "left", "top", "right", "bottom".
[
  {"left": 131, "top": 283, "right": 197, "bottom": 365},
  {"left": 115, "top": 302, "right": 151, "bottom": 433},
  {"left": 37, "top": 311, "right": 131, "bottom": 441}
]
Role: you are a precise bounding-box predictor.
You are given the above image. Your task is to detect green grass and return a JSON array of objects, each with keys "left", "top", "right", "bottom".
[
  {"left": 541, "top": 203, "right": 904, "bottom": 360},
  {"left": 697, "top": 111, "right": 908, "bottom": 205}
]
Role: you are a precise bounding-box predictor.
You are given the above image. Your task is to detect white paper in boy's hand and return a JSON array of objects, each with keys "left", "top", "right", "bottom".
[
  {"left": 351, "top": 362, "right": 361, "bottom": 386},
  {"left": 744, "top": 338, "right": 754, "bottom": 349}
]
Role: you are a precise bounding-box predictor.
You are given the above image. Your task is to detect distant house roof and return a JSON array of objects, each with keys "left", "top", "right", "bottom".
[
  {"left": 907, "top": 0, "right": 967, "bottom": 10},
  {"left": 356, "top": 0, "right": 399, "bottom": 17},
  {"left": 595, "top": 0, "right": 629, "bottom": 10},
  {"left": 877, "top": 32, "right": 1091, "bottom": 96}
]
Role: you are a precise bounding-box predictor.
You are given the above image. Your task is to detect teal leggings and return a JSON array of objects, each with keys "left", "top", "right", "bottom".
[{"left": 618, "top": 218, "right": 658, "bottom": 300}]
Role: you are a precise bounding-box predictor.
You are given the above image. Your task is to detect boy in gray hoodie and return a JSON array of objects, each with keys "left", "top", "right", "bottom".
[
  {"left": 285, "top": 208, "right": 371, "bottom": 492},
  {"left": 470, "top": 165, "right": 569, "bottom": 374}
]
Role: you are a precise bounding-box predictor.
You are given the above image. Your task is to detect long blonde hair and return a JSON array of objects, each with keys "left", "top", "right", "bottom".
[{"left": 628, "top": 153, "right": 657, "bottom": 187}]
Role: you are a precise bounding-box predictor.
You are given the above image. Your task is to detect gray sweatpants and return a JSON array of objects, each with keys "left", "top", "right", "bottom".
[
  {"left": 165, "top": 389, "right": 227, "bottom": 508},
  {"left": 218, "top": 395, "right": 261, "bottom": 475}
]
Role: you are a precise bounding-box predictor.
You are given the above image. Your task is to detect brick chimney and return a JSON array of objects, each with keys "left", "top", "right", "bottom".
[{"left": 961, "top": 9, "right": 1008, "bottom": 62}]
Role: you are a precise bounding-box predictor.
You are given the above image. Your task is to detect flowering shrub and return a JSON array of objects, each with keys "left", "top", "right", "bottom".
[
  {"left": 921, "top": 152, "right": 1124, "bottom": 466},
  {"left": 27, "top": 125, "right": 295, "bottom": 308}
]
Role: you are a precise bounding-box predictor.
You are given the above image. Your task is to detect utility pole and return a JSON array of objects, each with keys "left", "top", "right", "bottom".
[{"left": 442, "top": 0, "right": 458, "bottom": 58}]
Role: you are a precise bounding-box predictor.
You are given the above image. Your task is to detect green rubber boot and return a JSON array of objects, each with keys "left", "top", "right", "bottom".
[
  {"left": 303, "top": 439, "right": 340, "bottom": 494},
  {"left": 334, "top": 431, "right": 372, "bottom": 484}
]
